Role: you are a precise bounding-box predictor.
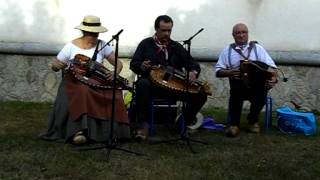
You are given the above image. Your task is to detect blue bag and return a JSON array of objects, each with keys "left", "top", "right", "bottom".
[
  {"left": 276, "top": 106, "right": 317, "bottom": 135},
  {"left": 200, "top": 116, "right": 225, "bottom": 130}
]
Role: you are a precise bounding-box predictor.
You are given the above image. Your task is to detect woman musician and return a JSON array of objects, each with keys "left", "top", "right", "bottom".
[{"left": 40, "top": 15, "right": 130, "bottom": 145}]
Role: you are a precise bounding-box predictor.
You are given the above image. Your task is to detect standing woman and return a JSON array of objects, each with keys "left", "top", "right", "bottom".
[{"left": 40, "top": 15, "right": 130, "bottom": 144}]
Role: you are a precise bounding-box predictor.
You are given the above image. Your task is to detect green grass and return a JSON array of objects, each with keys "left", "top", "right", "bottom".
[{"left": 0, "top": 101, "right": 319, "bottom": 180}]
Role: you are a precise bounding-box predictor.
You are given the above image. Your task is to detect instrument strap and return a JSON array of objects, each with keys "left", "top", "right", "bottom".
[
  {"left": 228, "top": 41, "right": 258, "bottom": 67},
  {"left": 91, "top": 40, "right": 101, "bottom": 61}
]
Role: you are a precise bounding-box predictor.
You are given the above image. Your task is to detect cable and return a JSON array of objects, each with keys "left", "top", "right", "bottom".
[{"left": 277, "top": 68, "right": 288, "bottom": 82}]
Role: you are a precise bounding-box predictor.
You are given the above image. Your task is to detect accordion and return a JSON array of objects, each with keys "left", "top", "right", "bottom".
[{"left": 239, "top": 60, "right": 276, "bottom": 89}]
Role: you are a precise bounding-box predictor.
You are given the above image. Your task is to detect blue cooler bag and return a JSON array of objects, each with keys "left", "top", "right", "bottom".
[{"left": 276, "top": 106, "right": 317, "bottom": 135}]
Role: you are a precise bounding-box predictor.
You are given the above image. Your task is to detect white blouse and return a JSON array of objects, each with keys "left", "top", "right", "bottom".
[{"left": 57, "top": 40, "right": 113, "bottom": 64}]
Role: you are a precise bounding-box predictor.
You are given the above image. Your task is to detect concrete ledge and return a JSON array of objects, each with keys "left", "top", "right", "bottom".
[{"left": 1, "top": 42, "right": 320, "bottom": 66}]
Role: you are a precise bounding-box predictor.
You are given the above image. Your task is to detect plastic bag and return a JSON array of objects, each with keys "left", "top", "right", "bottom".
[
  {"left": 276, "top": 106, "right": 317, "bottom": 135},
  {"left": 200, "top": 116, "right": 225, "bottom": 130}
]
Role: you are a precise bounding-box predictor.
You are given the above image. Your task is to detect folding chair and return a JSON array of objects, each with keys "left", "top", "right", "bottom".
[
  {"left": 227, "top": 95, "right": 273, "bottom": 130},
  {"left": 148, "top": 98, "right": 182, "bottom": 136}
]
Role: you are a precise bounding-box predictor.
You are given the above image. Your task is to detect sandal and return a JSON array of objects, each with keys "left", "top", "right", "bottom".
[
  {"left": 72, "top": 131, "right": 87, "bottom": 145},
  {"left": 135, "top": 128, "right": 148, "bottom": 141}
]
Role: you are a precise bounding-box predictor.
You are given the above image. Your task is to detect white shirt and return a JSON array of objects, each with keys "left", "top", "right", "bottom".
[
  {"left": 215, "top": 43, "right": 276, "bottom": 72},
  {"left": 57, "top": 40, "right": 113, "bottom": 64}
]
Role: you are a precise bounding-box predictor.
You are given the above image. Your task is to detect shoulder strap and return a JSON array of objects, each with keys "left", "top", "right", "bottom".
[
  {"left": 249, "top": 41, "right": 258, "bottom": 60},
  {"left": 228, "top": 44, "right": 234, "bottom": 68},
  {"left": 228, "top": 43, "right": 247, "bottom": 69},
  {"left": 91, "top": 40, "right": 101, "bottom": 61},
  {"left": 229, "top": 41, "right": 258, "bottom": 60},
  {"left": 230, "top": 43, "right": 247, "bottom": 59},
  {"left": 228, "top": 41, "right": 259, "bottom": 68}
]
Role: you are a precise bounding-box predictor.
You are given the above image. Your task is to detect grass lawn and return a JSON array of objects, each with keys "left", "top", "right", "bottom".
[{"left": 0, "top": 101, "right": 319, "bottom": 180}]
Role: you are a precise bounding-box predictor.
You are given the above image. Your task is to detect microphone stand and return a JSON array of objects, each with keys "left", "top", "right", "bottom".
[
  {"left": 182, "top": 28, "right": 204, "bottom": 47},
  {"left": 151, "top": 28, "right": 208, "bottom": 153},
  {"left": 79, "top": 29, "right": 143, "bottom": 160}
]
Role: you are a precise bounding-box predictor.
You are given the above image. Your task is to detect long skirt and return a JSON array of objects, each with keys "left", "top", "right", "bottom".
[{"left": 40, "top": 76, "right": 131, "bottom": 142}]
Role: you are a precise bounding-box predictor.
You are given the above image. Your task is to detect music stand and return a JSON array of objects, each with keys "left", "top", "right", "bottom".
[
  {"left": 151, "top": 28, "right": 208, "bottom": 153},
  {"left": 79, "top": 29, "right": 143, "bottom": 160}
]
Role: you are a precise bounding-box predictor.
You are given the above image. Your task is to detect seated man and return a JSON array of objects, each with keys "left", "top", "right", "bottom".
[
  {"left": 215, "top": 23, "right": 277, "bottom": 137},
  {"left": 130, "top": 15, "right": 208, "bottom": 140}
]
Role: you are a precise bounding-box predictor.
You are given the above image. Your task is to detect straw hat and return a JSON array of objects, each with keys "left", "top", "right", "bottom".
[{"left": 75, "top": 15, "right": 108, "bottom": 33}]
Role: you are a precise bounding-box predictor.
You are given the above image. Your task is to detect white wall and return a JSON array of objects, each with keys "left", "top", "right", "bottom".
[{"left": 0, "top": 0, "right": 319, "bottom": 52}]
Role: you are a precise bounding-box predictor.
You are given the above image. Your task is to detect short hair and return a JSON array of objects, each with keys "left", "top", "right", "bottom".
[
  {"left": 154, "top": 15, "right": 173, "bottom": 30},
  {"left": 232, "top": 23, "right": 248, "bottom": 35}
]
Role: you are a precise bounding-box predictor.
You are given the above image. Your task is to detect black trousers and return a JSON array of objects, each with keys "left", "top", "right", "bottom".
[
  {"left": 134, "top": 77, "right": 207, "bottom": 127},
  {"left": 228, "top": 78, "right": 268, "bottom": 126}
]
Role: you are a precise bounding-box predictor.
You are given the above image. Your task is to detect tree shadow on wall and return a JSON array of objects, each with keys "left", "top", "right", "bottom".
[
  {"left": 145, "top": 0, "right": 265, "bottom": 51},
  {"left": 0, "top": 0, "right": 66, "bottom": 43}
]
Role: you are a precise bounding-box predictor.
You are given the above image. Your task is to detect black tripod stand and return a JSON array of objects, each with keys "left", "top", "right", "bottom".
[
  {"left": 151, "top": 28, "right": 208, "bottom": 153},
  {"left": 79, "top": 29, "right": 143, "bottom": 160}
]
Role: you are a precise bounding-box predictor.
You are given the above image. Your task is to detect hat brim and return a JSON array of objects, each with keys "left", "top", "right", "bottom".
[{"left": 75, "top": 25, "right": 108, "bottom": 33}]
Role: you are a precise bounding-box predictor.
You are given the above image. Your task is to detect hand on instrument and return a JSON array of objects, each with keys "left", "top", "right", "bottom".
[
  {"left": 265, "top": 79, "right": 277, "bottom": 89},
  {"left": 74, "top": 68, "right": 87, "bottom": 75},
  {"left": 188, "top": 71, "right": 197, "bottom": 83},
  {"left": 265, "top": 68, "right": 278, "bottom": 89},
  {"left": 105, "top": 71, "right": 114, "bottom": 81},
  {"left": 229, "top": 69, "right": 241, "bottom": 77},
  {"left": 49, "top": 59, "right": 67, "bottom": 72},
  {"left": 140, "top": 60, "right": 153, "bottom": 71}
]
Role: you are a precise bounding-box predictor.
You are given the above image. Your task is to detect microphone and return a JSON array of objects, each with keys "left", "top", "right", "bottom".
[
  {"left": 183, "top": 28, "right": 204, "bottom": 44},
  {"left": 198, "top": 28, "right": 204, "bottom": 33},
  {"left": 112, "top": 29, "right": 124, "bottom": 38},
  {"left": 283, "top": 77, "right": 288, "bottom": 82}
]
